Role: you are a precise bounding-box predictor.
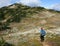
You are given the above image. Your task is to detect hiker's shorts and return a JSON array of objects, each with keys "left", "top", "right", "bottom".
[{"left": 40, "top": 35, "right": 44, "bottom": 42}]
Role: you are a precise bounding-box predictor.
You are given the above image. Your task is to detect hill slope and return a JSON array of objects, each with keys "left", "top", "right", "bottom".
[{"left": 0, "top": 3, "right": 60, "bottom": 31}]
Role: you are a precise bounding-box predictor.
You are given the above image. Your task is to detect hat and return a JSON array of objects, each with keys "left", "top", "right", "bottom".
[{"left": 41, "top": 27, "right": 43, "bottom": 30}]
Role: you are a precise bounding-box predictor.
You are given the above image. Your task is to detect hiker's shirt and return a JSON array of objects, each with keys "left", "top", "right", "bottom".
[{"left": 40, "top": 29, "right": 46, "bottom": 36}]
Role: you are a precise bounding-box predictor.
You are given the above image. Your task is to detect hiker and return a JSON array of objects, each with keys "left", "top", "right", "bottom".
[{"left": 40, "top": 28, "right": 46, "bottom": 42}]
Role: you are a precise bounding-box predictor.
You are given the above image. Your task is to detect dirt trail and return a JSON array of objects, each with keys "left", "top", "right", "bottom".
[
  {"left": 42, "top": 42, "right": 50, "bottom": 46},
  {"left": 39, "top": 41, "right": 52, "bottom": 46}
]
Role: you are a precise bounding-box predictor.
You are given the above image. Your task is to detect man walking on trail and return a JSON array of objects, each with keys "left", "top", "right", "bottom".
[{"left": 40, "top": 28, "right": 46, "bottom": 42}]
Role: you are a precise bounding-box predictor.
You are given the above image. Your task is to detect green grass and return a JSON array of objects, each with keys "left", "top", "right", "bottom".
[
  {"left": 46, "top": 34, "right": 60, "bottom": 46},
  {"left": 0, "top": 37, "right": 14, "bottom": 46}
]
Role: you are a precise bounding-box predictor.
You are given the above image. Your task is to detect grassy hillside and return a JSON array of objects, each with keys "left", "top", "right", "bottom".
[{"left": 0, "top": 3, "right": 60, "bottom": 31}]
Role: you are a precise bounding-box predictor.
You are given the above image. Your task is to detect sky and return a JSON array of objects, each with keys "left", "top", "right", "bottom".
[{"left": 0, "top": 0, "right": 60, "bottom": 10}]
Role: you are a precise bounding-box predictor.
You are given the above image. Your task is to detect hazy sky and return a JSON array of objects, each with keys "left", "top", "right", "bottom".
[{"left": 0, "top": 0, "right": 60, "bottom": 10}]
